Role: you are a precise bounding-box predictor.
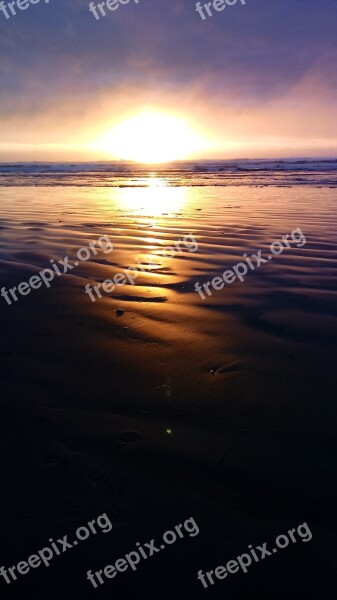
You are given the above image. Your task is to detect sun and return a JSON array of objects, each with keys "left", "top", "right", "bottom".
[{"left": 95, "top": 111, "right": 208, "bottom": 164}]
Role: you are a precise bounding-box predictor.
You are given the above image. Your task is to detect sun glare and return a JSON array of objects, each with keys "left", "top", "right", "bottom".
[
  {"left": 95, "top": 111, "right": 208, "bottom": 164},
  {"left": 115, "top": 177, "right": 189, "bottom": 216}
]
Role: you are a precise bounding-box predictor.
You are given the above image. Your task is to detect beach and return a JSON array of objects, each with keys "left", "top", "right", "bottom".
[{"left": 0, "top": 161, "right": 336, "bottom": 599}]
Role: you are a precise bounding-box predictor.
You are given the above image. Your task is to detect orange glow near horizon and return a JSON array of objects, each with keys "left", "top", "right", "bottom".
[{"left": 93, "top": 111, "right": 210, "bottom": 164}]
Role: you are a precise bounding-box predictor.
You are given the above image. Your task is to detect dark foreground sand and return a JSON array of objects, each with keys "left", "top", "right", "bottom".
[{"left": 0, "top": 184, "right": 336, "bottom": 599}]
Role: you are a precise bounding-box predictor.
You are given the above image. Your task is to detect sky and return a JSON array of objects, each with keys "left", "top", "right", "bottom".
[{"left": 0, "top": 0, "right": 336, "bottom": 161}]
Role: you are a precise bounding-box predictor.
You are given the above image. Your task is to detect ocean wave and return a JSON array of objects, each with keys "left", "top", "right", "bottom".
[{"left": 0, "top": 159, "right": 337, "bottom": 187}]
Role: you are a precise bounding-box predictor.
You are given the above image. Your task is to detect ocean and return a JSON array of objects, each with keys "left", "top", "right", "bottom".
[{"left": 1, "top": 158, "right": 337, "bottom": 187}]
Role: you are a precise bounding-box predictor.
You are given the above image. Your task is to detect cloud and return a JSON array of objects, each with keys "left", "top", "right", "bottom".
[{"left": 0, "top": 0, "right": 336, "bottom": 158}]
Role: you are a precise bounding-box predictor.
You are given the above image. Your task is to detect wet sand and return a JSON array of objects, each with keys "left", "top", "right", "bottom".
[{"left": 0, "top": 183, "right": 337, "bottom": 599}]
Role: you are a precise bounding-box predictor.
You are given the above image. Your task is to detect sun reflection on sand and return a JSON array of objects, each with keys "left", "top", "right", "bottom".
[
  {"left": 82, "top": 177, "right": 198, "bottom": 303},
  {"left": 111, "top": 177, "right": 190, "bottom": 218}
]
